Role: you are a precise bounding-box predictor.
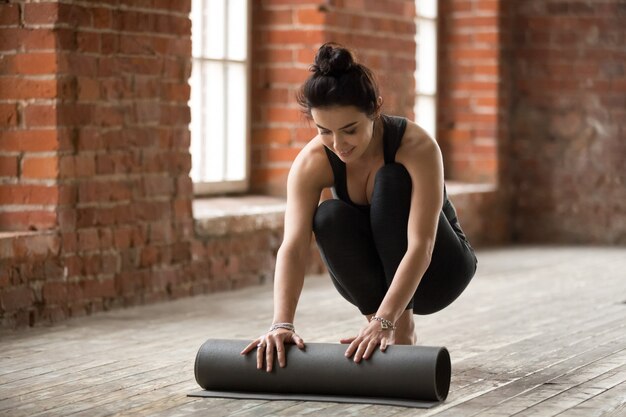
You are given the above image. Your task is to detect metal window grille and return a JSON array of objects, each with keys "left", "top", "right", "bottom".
[
  {"left": 415, "top": 0, "right": 438, "bottom": 138},
  {"left": 189, "top": 0, "right": 250, "bottom": 195}
]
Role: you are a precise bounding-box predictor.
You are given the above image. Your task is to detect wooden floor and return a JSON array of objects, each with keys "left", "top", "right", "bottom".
[{"left": 1, "top": 246, "right": 625, "bottom": 417}]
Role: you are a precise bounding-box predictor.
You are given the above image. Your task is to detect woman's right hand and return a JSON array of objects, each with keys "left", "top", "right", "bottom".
[{"left": 240, "top": 328, "right": 305, "bottom": 372}]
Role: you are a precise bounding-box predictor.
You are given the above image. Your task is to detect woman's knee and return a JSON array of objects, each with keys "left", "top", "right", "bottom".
[
  {"left": 312, "top": 199, "right": 353, "bottom": 236},
  {"left": 374, "top": 163, "right": 412, "bottom": 194}
]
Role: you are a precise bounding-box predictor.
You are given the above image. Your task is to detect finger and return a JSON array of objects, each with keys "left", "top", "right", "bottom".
[
  {"left": 380, "top": 338, "right": 388, "bottom": 352},
  {"left": 292, "top": 333, "right": 305, "bottom": 349},
  {"left": 353, "top": 339, "right": 370, "bottom": 363},
  {"left": 276, "top": 341, "right": 286, "bottom": 368},
  {"left": 256, "top": 340, "right": 265, "bottom": 370},
  {"left": 241, "top": 339, "right": 261, "bottom": 355},
  {"left": 363, "top": 339, "right": 378, "bottom": 360},
  {"left": 345, "top": 337, "right": 361, "bottom": 358},
  {"left": 266, "top": 341, "right": 274, "bottom": 372},
  {"left": 340, "top": 336, "right": 357, "bottom": 344}
]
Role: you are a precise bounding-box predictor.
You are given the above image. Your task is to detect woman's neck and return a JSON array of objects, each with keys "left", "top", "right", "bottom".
[{"left": 354, "top": 117, "right": 384, "bottom": 165}]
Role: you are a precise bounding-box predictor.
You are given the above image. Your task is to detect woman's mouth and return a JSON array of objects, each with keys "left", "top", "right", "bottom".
[{"left": 337, "top": 147, "right": 355, "bottom": 158}]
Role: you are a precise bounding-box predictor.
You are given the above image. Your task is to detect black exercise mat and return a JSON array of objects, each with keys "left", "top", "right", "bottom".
[{"left": 189, "top": 338, "right": 451, "bottom": 408}]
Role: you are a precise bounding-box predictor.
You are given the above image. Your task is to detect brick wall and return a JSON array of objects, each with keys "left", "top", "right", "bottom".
[
  {"left": 0, "top": 0, "right": 197, "bottom": 328},
  {"left": 0, "top": 1, "right": 61, "bottom": 231},
  {"left": 508, "top": 0, "right": 626, "bottom": 244},
  {"left": 437, "top": 0, "right": 501, "bottom": 184},
  {"left": 8, "top": 0, "right": 621, "bottom": 329}
]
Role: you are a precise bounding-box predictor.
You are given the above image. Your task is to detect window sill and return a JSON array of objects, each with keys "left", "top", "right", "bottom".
[
  {"left": 445, "top": 181, "right": 497, "bottom": 195},
  {"left": 193, "top": 195, "right": 287, "bottom": 238},
  {"left": 191, "top": 183, "right": 496, "bottom": 238}
]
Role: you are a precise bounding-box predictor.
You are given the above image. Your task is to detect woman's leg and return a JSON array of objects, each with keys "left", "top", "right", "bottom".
[
  {"left": 312, "top": 199, "right": 387, "bottom": 315},
  {"left": 369, "top": 163, "right": 478, "bottom": 316}
]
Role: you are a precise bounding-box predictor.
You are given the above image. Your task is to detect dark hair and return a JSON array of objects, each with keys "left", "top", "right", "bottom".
[{"left": 296, "top": 43, "right": 382, "bottom": 119}]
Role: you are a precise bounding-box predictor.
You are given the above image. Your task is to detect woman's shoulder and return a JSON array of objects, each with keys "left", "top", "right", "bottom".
[
  {"left": 289, "top": 136, "right": 334, "bottom": 189},
  {"left": 396, "top": 120, "right": 442, "bottom": 167}
]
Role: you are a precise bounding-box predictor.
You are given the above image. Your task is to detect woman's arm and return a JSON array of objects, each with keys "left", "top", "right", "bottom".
[
  {"left": 344, "top": 122, "right": 444, "bottom": 361},
  {"left": 374, "top": 124, "right": 444, "bottom": 324},
  {"left": 241, "top": 141, "right": 330, "bottom": 371},
  {"left": 272, "top": 150, "right": 328, "bottom": 324}
]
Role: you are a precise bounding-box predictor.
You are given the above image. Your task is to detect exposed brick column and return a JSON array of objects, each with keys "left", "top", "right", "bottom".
[
  {"left": 438, "top": 0, "right": 501, "bottom": 183},
  {"left": 1, "top": 1, "right": 196, "bottom": 326},
  {"left": 509, "top": 0, "right": 626, "bottom": 244},
  {"left": 0, "top": 2, "right": 61, "bottom": 231},
  {"left": 250, "top": 1, "right": 326, "bottom": 196},
  {"left": 324, "top": 0, "right": 417, "bottom": 117},
  {"left": 52, "top": 1, "right": 194, "bottom": 314}
]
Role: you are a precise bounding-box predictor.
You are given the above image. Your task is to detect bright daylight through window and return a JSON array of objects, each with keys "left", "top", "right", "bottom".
[{"left": 189, "top": 0, "right": 250, "bottom": 194}]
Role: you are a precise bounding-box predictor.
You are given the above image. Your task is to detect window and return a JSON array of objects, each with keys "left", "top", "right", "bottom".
[
  {"left": 189, "top": 0, "right": 250, "bottom": 195},
  {"left": 414, "top": 0, "right": 438, "bottom": 138}
]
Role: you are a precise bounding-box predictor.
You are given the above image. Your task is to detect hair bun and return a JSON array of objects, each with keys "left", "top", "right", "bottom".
[{"left": 312, "top": 42, "right": 355, "bottom": 77}]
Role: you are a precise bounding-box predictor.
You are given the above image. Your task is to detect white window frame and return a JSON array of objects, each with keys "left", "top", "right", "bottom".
[
  {"left": 414, "top": 0, "right": 438, "bottom": 139},
  {"left": 189, "top": 0, "right": 251, "bottom": 195}
]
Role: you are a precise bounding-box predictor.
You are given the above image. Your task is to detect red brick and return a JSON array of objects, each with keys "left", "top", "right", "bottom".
[
  {"left": 0, "top": 156, "right": 18, "bottom": 176},
  {"left": 43, "top": 282, "right": 67, "bottom": 304},
  {"left": 264, "top": 67, "right": 309, "bottom": 84},
  {"left": 23, "top": 3, "right": 59, "bottom": 25},
  {"left": 0, "top": 4, "right": 20, "bottom": 25},
  {"left": 0, "top": 103, "right": 18, "bottom": 127},
  {"left": 92, "top": 7, "right": 112, "bottom": 29},
  {"left": 266, "top": 147, "right": 301, "bottom": 163},
  {"left": 11, "top": 234, "right": 60, "bottom": 260},
  {"left": 0, "top": 287, "right": 34, "bottom": 311},
  {"left": 0, "top": 185, "right": 59, "bottom": 205},
  {"left": 253, "top": 127, "right": 292, "bottom": 145},
  {"left": 296, "top": 8, "right": 326, "bottom": 25},
  {"left": 296, "top": 47, "right": 316, "bottom": 65},
  {"left": 475, "top": 0, "right": 499, "bottom": 14},
  {"left": 77, "top": 229, "right": 100, "bottom": 252},
  {"left": 23, "top": 28, "right": 57, "bottom": 51},
  {"left": 266, "top": 106, "right": 304, "bottom": 123},
  {"left": 24, "top": 104, "right": 57, "bottom": 127},
  {"left": 8, "top": 53, "right": 57, "bottom": 75},
  {"left": 82, "top": 278, "right": 116, "bottom": 299},
  {"left": 0, "top": 78, "right": 57, "bottom": 100},
  {"left": 22, "top": 156, "right": 59, "bottom": 179},
  {"left": 0, "top": 211, "right": 57, "bottom": 231},
  {"left": 265, "top": 29, "right": 324, "bottom": 45},
  {"left": 77, "top": 31, "right": 100, "bottom": 54}
]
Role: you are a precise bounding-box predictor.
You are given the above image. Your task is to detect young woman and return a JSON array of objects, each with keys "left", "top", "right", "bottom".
[{"left": 242, "top": 43, "right": 477, "bottom": 371}]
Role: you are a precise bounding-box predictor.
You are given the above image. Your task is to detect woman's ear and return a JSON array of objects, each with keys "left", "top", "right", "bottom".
[{"left": 373, "top": 96, "right": 384, "bottom": 118}]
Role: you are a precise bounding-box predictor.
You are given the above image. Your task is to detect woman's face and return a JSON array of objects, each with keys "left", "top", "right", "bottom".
[{"left": 311, "top": 106, "right": 375, "bottom": 163}]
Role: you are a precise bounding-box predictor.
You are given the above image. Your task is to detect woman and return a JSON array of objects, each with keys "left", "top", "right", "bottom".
[{"left": 241, "top": 43, "right": 477, "bottom": 371}]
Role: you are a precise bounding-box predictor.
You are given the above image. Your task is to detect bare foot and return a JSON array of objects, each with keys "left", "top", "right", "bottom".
[{"left": 393, "top": 310, "right": 417, "bottom": 345}]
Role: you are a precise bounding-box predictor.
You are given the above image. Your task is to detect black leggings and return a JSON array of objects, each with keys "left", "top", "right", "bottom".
[{"left": 313, "top": 163, "right": 477, "bottom": 316}]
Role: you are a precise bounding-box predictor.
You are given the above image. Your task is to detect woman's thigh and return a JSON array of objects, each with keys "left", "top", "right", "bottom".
[
  {"left": 313, "top": 199, "right": 388, "bottom": 314},
  {"left": 412, "top": 211, "right": 478, "bottom": 315}
]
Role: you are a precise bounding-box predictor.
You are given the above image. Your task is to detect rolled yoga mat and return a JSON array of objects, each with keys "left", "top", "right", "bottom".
[{"left": 189, "top": 338, "right": 451, "bottom": 408}]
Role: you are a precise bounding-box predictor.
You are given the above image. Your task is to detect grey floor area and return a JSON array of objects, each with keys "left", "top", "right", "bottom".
[{"left": 0, "top": 246, "right": 625, "bottom": 416}]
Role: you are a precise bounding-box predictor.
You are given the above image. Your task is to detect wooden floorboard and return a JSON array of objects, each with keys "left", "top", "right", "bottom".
[{"left": 0, "top": 246, "right": 625, "bottom": 416}]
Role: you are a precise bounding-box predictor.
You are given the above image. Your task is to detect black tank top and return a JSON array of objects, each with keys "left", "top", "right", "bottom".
[{"left": 323, "top": 114, "right": 457, "bottom": 223}]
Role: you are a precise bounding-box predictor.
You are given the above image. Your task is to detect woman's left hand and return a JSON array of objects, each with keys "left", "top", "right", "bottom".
[{"left": 340, "top": 319, "right": 392, "bottom": 362}]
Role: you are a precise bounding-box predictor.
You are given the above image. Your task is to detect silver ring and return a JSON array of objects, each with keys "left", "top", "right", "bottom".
[{"left": 257, "top": 343, "right": 265, "bottom": 348}]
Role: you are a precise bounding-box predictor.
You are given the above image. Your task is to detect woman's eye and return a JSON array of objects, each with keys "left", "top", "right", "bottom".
[
  {"left": 320, "top": 131, "right": 331, "bottom": 135},
  {"left": 345, "top": 129, "right": 357, "bottom": 135}
]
